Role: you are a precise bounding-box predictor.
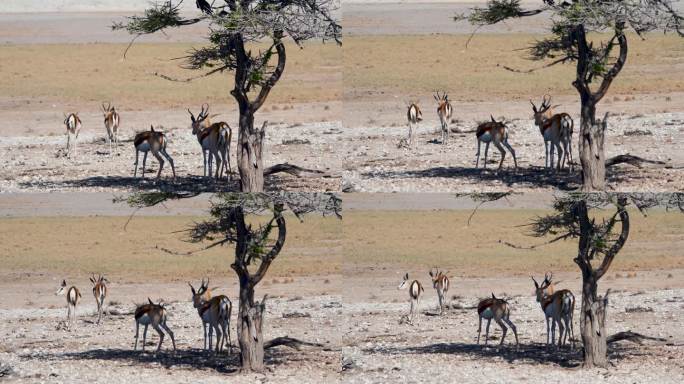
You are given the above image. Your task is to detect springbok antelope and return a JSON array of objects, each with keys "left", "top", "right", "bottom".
[
  {"left": 434, "top": 91, "right": 453, "bottom": 145},
  {"left": 476, "top": 293, "right": 519, "bottom": 346},
  {"left": 428, "top": 268, "right": 450, "bottom": 314},
  {"left": 63, "top": 112, "right": 82, "bottom": 156},
  {"left": 134, "top": 298, "right": 176, "bottom": 353},
  {"left": 406, "top": 103, "right": 423, "bottom": 146},
  {"left": 89, "top": 274, "right": 108, "bottom": 325},
  {"left": 530, "top": 95, "right": 574, "bottom": 171},
  {"left": 532, "top": 272, "right": 576, "bottom": 348},
  {"left": 101, "top": 103, "right": 120, "bottom": 154},
  {"left": 189, "top": 279, "right": 232, "bottom": 354},
  {"left": 475, "top": 116, "right": 518, "bottom": 171},
  {"left": 398, "top": 273, "right": 424, "bottom": 324},
  {"left": 133, "top": 125, "right": 176, "bottom": 180},
  {"left": 55, "top": 280, "right": 81, "bottom": 330},
  {"left": 188, "top": 104, "right": 232, "bottom": 180}
]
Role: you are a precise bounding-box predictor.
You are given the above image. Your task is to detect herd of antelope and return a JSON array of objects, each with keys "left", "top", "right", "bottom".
[
  {"left": 405, "top": 93, "right": 574, "bottom": 172},
  {"left": 62, "top": 103, "right": 233, "bottom": 181},
  {"left": 398, "top": 270, "right": 576, "bottom": 349},
  {"left": 55, "top": 276, "right": 233, "bottom": 354}
]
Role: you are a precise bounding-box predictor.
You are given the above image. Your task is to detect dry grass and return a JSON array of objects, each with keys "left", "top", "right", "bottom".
[
  {"left": 344, "top": 209, "right": 684, "bottom": 276},
  {"left": 0, "top": 42, "right": 341, "bottom": 108},
  {"left": 344, "top": 33, "right": 684, "bottom": 101},
  {"left": 0, "top": 215, "right": 341, "bottom": 281}
]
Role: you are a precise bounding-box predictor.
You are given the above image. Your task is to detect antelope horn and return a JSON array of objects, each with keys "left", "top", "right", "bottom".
[{"left": 531, "top": 276, "right": 539, "bottom": 288}]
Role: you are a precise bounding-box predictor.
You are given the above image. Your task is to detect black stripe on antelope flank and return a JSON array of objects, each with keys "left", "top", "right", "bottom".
[{"left": 135, "top": 304, "right": 158, "bottom": 320}]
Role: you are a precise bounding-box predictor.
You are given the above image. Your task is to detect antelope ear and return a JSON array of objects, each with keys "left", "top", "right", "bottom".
[
  {"left": 148, "top": 297, "right": 154, "bottom": 305},
  {"left": 61, "top": 279, "right": 66, "bottom": 286},
  {"left": 404, "top": 273, "right": 408, "bottom": 280},
  {"left": 89, "top": 277, "right": 95, "bottom": 284},
  {"left": 491, "top": 293, "right": 496, "bottom": 299},
  {"left": 490, "top": 115, "right": 496, "bottom": 123},
  {"left": 150, "top": 125, "right": 155, "bottom": 132}
]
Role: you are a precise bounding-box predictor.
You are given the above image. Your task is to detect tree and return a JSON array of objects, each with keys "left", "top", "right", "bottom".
[
  {"left": 525, "top": 193, "right": 683, "bottom": 367},
  {"left": 460, "top": 0, "right": 683, "bottom": 191},
  {"left": 114, "top": 1, "right": 341, "bottom": 192},
  {"left": 122, "top": 191, "right": 341, "bottom": 372}
]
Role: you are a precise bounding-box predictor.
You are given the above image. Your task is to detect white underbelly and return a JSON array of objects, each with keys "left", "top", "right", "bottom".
[
  {"left": 137, "top": 142, "right": 150, "bottom": 152},
  {"left": 479, "top": 132, "right": 493, "bottom": 143},
  {"left": 481, "top": 308, "right": 494, "bottom": 319},
  {"left": 137, "top": 314, "right": 152, "bottom": 325}
]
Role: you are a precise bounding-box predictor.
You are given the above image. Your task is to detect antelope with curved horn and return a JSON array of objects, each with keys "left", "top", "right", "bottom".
[
  {"left": 406, "top": 102, "right": 423, "bottom": 146},
  {"left": 188, "top": 104, "right": 232, "bottom": 180},
  {"left": 475, "top": 115, "right": 518, "bottom": 171},
  {"left": 89, "top": 274, "right": 108, "bottom": 325},
  {"left": 101, "top": 103, "right": 120, "bottom": 154},
  {"left": 63, "top": 112, "right": 82, "bottom": 157},
  {"left": 434, "top": 91, "right": 453, "bottom": 145},
  {"left": 398, "top": 273, "right": 423, "bottom": 324},
  {"left": 133, "top": 125, "right": 176, "bottom": 180},
  {"left": 134, "top": 298, "right": 176, "bottom": 353},
  {"left": 429, "top": 267, "right": 450, "bottom": 315},
  {"left": 55, "top": 279, "right": 81, "bottom": 330},
  {"left": 532, "top": 272, "right": 576, "bottom": 348},
  {"left": 530, "top": 95, "right": 574, "bottom": 171},
  {"left": 476, "top": 293, "right": 519, "bottom": 347},
  {"left": 189, "top": 278, "right": 233, "bottom": 354}
]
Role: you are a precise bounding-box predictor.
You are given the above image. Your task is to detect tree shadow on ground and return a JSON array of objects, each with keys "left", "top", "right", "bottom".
[
  {"left": 364, "top": 341, "right": 650, "bottom": 369},
  {"left": 21, "top": 344, "right": 325, "bottom": 374},
  {"left": 24, "top": 348, "right": 240, "bottom": 374},
  {"left": 362, "top": 165, "right": 582, "bottom": 191},
  {"left": 18, "top": 175, "right": 240, "bottom": 193}
]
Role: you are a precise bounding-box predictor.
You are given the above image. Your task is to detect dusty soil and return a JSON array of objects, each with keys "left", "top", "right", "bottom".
[
  {"left": 1, "top": 206, "right": 683, "bottom": 383},
  {"left": 0, "top": 212, "right": 342, "bottom": 383},
  {"left": 340, "top": 271, "right": 684, "bottom": 383}
]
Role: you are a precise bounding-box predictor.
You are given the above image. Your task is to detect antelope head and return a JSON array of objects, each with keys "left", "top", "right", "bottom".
[
  {"left": 189, "top": 278, "right": 212, "bottom": 308},
  {"left": 188, "top": 103, "right": 210, "bottom": 134},
  {"left": 428, "top": 267, "right": 444, "bottom": 288},
  {"left": 434, "top": 91, "right": 449, "bottom": 108},
  {"left": 56, "top": 279, "right": 67, "bottom": 296},
  {"left": 397, "top": 273, "right": 410, "bottom": 290},
  {"left": 530, "top": 95, "right": 553, "bottom": 126},
  {"left": 532, "top": 271, "right": 555, "bottom": 302}
]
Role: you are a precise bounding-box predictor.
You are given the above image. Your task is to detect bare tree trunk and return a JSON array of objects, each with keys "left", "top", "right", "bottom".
[
  {"left": 236, "top": 281, "right": 266, "bottom": 372},
  {"left": 578, "top": 101, "right": 607, "bottom": 191},
  {"left": 237, "top": 111, "right": 265, "bottom": 192},
  {"left": 579, "top": 273, "right": 609, "bottom": 368}
]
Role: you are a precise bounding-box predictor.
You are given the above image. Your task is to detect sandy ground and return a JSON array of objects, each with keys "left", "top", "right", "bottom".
[{"left": 0, "top": 203, "right": 682, "bottom": 383}]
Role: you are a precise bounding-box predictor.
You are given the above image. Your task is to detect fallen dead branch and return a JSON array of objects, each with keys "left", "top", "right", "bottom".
[
  {"left": 606, "top": 154, "right": 666, "bottom": 168},
  {"left": 264, "top": 336, "right": 324, "bottom": 350},
  {"left": 264, "top": 163, "right": 328, "bottom": 178},
  {"left": 607, "top": 331, "right": 666, "bottom": 345}
]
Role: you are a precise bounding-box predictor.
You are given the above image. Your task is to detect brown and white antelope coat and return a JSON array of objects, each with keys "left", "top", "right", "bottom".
[
  {"left": 532, "top": 273, "right": 576, "bottom": 348},
  {"left": 476, "top": 293, "right": 519, "bottom": 346},
  {"left": 102, "top": 103, "right": 120, "bottom": 154},
  {"left": 475, "top": 116, "right": 518, "bottom": 170},
  {"left": 435, "top": 92, "right": 453, "bottom": 145},
  {"left": 188, "top": 104, "right": 232, "bottom": 180},
  {"left": 429, "top": 268, "right": 450, "bottom": 314},
  {"left": 406, "top": 103, "right": 423, "bottom": 146},
  {"left": 63, "top": 112, "right": 82, "bottom": 156},
  {"left": 134, "top": 298, "right": 176, "bottom": 352},
  {"left": 398, "top": 273, "right": 424, "bottom": 324},
  {"left": 90, "top": 274, "right": 108, "bottom": 325},
  {"left": 56, "top": 280, "right": 81, "bottom": 330},
  {"left": 189, "top": 279, "right": 232, "bottom": 354},
  {"left": 531, "top": 95, "right": 574, "bottom": 171},
  {"left": 133, "top": 125, "right": 176, "bottom": 180}
]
